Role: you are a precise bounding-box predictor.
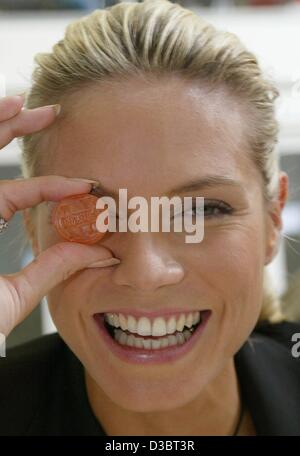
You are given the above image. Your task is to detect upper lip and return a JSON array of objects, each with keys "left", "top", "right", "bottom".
[{"left": 95, "top": 308, "right": 207, "bottom": 319}]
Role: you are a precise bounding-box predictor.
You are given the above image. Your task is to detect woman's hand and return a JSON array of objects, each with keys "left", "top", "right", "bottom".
[{"left": 0, "top": 95, "right": 119, "bottom": 337}]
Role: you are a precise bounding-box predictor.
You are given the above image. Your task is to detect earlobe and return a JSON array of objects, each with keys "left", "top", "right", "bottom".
[
  {"left": 264, "top": 234, "right": 280, "bottom": 266},
  {"left": 264, "top": 214, "right": 279, "bottom": 265}
]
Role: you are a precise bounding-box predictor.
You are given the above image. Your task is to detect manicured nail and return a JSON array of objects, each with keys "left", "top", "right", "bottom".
[
  {"left": 42, "top": 104, "right": 61, "bottom": 115},
  {"left": 70, "top": 177, "right": 100, "bottom": 184},
  {"left": 87, "top": 258, "right": 121, "bottom": 268},
  {"left": 51, "top": 104, "right": 61, "bottom": 116},
  {"left": 35, "top": 103, "right": 61, "bottom": 115}
]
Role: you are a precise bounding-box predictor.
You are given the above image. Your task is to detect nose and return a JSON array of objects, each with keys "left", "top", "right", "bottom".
[{"left": 111, "top": 232, "right": 185, "bottom": 291}]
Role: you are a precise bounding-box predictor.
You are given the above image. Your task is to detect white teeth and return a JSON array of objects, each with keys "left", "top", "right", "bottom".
[
  {"left": 113, "top": 314, "right": 120, "bottom": 328},
  {"left": 193, "top": 311, "right": 201, "bottom": 325},
  {"left": 185, "top": 312, "right": 194, "bottom": 328},
  {"left": 151, "top": 339, "right": 161, "bottom": 349},
  {"left": 119, "top": 331, "right": 127, "bottom": 345},
  {"left": 176, "top": 333, "right": 185, "bottom": 345},
  {"left": 114, "top": 329, "right": 121, "bottom": 342},
  {"left": 183, "top": 329, "right": 192, "bottom": 341},
  {"left": 168, "top": 335, "right": 177, "bottom": 346},
  {"left": 127, "top": 315, "right": 137, "bottom": 333},
  {"left": 127, "top": 334, "right": 135, "bottom": 347},
  {"left": 106, "top": 313, "right": 115, "bottom": 326},
  {"left": 160, "top": 337, "right": 169, "bottom": 348},
  {"left": 152, "top": 317, "right": 167, "bottom": 336},
  {"left": 113, "top": 327, "right": 195, "bottom": 349},
  {"left": 176, "top": 314, "right": 186, "bottom": 332},
  {"left": 119, "top": 314, "right": 128, "bottom": 331},
  {"left": 137, "top": 317, "right": 152, "bottom": 336},
  {"left": 105, "top": 310, "right": 202, "bottom": 337},
  {"left": 134, "top": 337, "right": 144, "bottom": 348},
  {"left": 143, "top": 338, "right": 152, "bottom": 349},
  {"left": 166, "top": 316, "right": 176, "bottom": 334}
]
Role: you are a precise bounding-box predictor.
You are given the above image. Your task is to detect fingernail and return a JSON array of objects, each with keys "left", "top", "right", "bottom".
[
  {"left": 87, "top": 258, "right": 121, "bottom": 268},
  {"left": 70, "top": 177, "right": 100, "bottom": 184},
  {"left": 51, "top": 104, "right": 61, "bottom": 116},
  {"left": 43, "top": 104, "right": 61, "bottom": 116}
]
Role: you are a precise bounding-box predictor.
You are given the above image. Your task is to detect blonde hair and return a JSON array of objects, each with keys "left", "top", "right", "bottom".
[
  {"left": 281, "top": 269, "right": 300, "bottom": 322},
  {"left": 19, "top": 0, "right": 287, "bottom": 324}
]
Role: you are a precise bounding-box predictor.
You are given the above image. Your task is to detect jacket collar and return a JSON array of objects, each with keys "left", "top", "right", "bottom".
[{"left": 234, "top": 323, "right": 300, "bottom": 435}]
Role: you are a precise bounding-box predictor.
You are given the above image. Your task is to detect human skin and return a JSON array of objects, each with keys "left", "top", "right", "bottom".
[{"left": 28, "top": 75, "right": 288, "bottom": 435}]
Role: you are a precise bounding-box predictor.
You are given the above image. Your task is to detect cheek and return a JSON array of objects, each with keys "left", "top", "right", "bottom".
[
  {"left": 209, "top": 228, "right": 263, "bottom": 294},
  {"left": 183, "top": 221, "right": 265, "bottom": 352},
  {"left": 47, "top": 269, "right": 105, "bottom": 332},
  {"left": 185, "top": 221, "right": 265, "bottom": 293}
]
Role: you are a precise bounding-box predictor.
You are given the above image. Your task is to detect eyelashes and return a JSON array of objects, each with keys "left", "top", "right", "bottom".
[
  {"left": 46, "top": 199, "right": 234, "bottom": 229},
  {"left": 191, "top": 200, "right": 234, "bottom": 218}
]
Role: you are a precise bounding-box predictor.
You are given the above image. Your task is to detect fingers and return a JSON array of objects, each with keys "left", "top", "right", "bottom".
[
  {"left": 0, "top": 95, "right": 25, "bottom": 122},
  {"left": 3, "top": 242, "right": 120, "bottom": 335},
  {"left": 0, "top": 94, "right": 60, "bottom": 149},
  {"left": 0, "top": 175, "right": 97, "bottom": 221}
]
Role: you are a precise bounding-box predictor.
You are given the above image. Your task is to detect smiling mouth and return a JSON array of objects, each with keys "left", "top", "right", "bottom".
[{"left": 97, "top": 310, "right": 209, "bottom": 350}]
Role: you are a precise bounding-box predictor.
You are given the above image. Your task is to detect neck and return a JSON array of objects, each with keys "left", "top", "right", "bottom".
[{"left": 84, "top": 358, "right": 244, "bottom": 436}]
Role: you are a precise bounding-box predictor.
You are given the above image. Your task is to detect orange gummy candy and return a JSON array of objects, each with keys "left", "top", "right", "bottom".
[{"left": 51, "top": 193, "right": 109, "bottom": 244}]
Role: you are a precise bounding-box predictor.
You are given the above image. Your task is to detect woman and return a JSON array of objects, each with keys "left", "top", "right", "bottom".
[{"left": 0, "top": 0, "right": 299, "bottom": 436}]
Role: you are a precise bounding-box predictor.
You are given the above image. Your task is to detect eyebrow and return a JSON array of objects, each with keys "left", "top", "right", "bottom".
[
  {"left": 89, "top": 174, "right": 244, "bottom": 198},
  {"left": 168, "top": 175, "right": 245, "bottom": 195}
]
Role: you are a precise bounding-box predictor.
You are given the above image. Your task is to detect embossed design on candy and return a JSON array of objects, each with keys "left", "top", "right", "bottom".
[{"left": 51, "top": 193, "right": 109, "bottom": 244}]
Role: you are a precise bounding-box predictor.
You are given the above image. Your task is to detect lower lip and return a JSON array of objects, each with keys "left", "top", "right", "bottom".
[{"left": 93, "top": 310, "right": 211, "bottom": 365}]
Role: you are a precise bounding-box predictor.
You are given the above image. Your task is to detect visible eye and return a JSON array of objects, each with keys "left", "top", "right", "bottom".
[
  {"left": 201, "top": 200, "right": 233, "bottom": 218},
  {"left": 176, "top": 199, "right": 234, "bottom": 219}
]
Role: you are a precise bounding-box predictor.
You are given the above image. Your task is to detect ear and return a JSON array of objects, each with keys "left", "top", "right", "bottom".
[
  {"left": 22, "top": 208, "right": 40, "bottom": 257},
  {"left": 264, "top": 171, "right": 289, "bottom": 265}
]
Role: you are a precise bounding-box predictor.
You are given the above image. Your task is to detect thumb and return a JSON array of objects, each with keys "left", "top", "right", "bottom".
[{"left": 5, "top": 243, "right": 119, "bottom": 334}]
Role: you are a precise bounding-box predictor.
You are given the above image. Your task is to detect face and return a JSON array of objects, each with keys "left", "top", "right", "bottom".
[{"left": 32, "top": 75, "right": 285, "bottom": 412}]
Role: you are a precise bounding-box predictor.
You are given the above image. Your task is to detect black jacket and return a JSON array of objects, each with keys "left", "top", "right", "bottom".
[{"left": 0, "top": 320, "right": 300, "bottom": 436}]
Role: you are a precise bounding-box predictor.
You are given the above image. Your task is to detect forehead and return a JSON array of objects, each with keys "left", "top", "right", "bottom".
[{"left": 40, "top": 76, "right": 259, "bottom": 196}]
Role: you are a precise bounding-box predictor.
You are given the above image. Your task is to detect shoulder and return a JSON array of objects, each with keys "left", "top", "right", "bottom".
[
  {"left": 0, "top": 333, "right": 65, "bottom": 435},
  {"left": 0, "top": 333, "right": 105, "bottom": 436},
  {"left": 0, "top": 332, "right": 65, "bottom": 381},
  {"left": 248, "top": 319, "right": 300, "bottom": 370},
  {"left": 238, "top": 318, "right": 300, "bottom": 378},
  {"left": 254, "top": 319, "right": 300, "bottom": 350},
  {"left": 237, "top": 319, "right": 300, "bottom": 363},
  {"left": 235, "top": 319, "right": 300, "bottom": 435}
]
